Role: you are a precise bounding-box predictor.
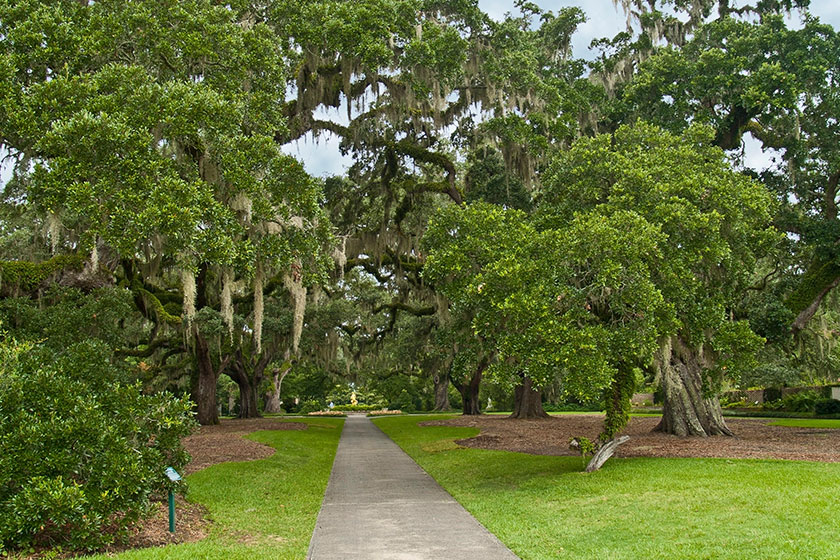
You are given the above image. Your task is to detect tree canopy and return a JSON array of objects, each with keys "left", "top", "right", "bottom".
[{"left": 3, "top": 5, "right": 840, "bottom": 545}]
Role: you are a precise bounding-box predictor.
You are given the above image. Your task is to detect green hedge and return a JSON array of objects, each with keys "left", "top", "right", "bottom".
[{"left": 0, "top": 336, "right": 195, "bottom": 552}]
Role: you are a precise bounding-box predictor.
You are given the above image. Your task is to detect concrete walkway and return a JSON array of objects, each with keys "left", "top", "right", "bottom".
[{"left": 307, "top": 415, "right": 520, "bottom": 560}]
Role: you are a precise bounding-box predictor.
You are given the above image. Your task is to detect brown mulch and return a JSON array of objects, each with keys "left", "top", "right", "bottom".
[
  {"left": 15, "top": 418, "right": 307, "bottom": 559},
  {"left": 182, "top": 417, "right": 307, "bottom": 474},
  {"left": 422, "top": 414, "right": 840, "bottom": 462}
]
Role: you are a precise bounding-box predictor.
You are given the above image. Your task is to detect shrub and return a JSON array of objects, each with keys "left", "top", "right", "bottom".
[
  {"left": 0, "top": 335, "right": 195, "bottom": 552},
  {"left": 390, "top": 390, "right": 418, "bottom": 414},
  {"left": 296, "top": 400, "right": 324, "bottom": 414},
  {"left": 814, "top": 398, "right": 840, "bottom": 416},
  {"left": 783, "top": 391, "right": 821, "bottom": 413},
  {"left": 544, "top": 403, "right": 603, "bottom": 413}
]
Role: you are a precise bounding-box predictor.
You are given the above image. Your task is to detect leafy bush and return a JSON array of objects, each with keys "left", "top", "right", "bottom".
[
  {"left": 389, "top": 390, "right": 418, "bottom": 413},
  {"left": 723, "top": 400, "right": 748, "bottom": 409},
  {"left": 0, "top": 335, "right": 196, "bottom": 552},
  {"left": 763, "top": 390, "right": 821, "bottom": 413},
  {"left": 544, "top": 403, "right": 603, "bottom": 412},
  {"left": 296, "top": 399, "right": 324, "bottom": 414},
  {"left": 814, "top": 398, "right": 840, "bottom": 416}
]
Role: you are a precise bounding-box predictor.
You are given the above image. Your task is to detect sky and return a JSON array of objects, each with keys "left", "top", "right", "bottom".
[
  {"left": 2, "top": 1, "right": 839, "bottom": 185},
  {"left": 284, "top": 0, "right": 840, "bottom": 176}
]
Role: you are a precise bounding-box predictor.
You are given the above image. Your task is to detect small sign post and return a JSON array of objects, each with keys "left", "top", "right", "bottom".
[{"left": 164, "top": 467, "right": 182, "bottom": 533}]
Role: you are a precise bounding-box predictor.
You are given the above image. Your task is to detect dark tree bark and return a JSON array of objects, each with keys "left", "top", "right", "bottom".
[
  {"left": 193, "top": 265, "right": 224, "bottom": 426},
  {"left": 432, "top": 371, "right": 451, "bottom": 411},
  {"left": 194, "top": 332, "right": 220, "bottom": 425},
  {"left": 509, "top": 375, "right": 549, "bottom": 419},
  {"left": 655, "top": 336, "right": 733, "bottom": 437},
  {"left": 229, "top": 349, "right": 273, "bottom": 419},
  {"left": 459, "top": 368, "right": 483, "bottom": 415},
  {"left": 231, "top": 365, "right": 260, "bottom": 419}
]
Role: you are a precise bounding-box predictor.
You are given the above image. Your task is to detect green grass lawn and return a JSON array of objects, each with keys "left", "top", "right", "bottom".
[
  {"left": 768, "top": 418, "right": 840, "bottom": 429},
  {"left": 84, "top": 418, "right": 343, "bottom": 560},
  {"left": 374, "top": 414, "right": 840, "bottom": 560}
]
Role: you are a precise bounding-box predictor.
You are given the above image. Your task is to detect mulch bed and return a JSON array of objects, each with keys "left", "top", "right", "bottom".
[
  {"left": 182, "top": 417, "right": 307, "bottom": 474},
  {"left": 17, "top": 418, "right": 307, "bottom": 559},
  {"left": 422, "top": 414, "right": 840, "bottom": 462}
]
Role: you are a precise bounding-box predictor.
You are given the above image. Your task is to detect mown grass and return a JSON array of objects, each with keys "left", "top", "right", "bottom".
[
  {"left": 374, "top": 414, "right": 840, "bottom": 560},
  {"left": 768, "top": 418, "right": 840, "bottom": 429},
  {"left": 84, "top": 418, "right": 343, "bottom": 560}
]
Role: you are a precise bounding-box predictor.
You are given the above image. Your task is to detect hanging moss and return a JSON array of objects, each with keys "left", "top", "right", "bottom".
[
  {"left": 46, "top": 213, "right": 61, "bottom": 254},
  {"left": 181, "top": 270, "right": 196, "bottom": 331},
  {"left": 253, "top": 264, "right": 264, "bottom": 355},
  {"left": 0, "top": 254, "right": 85, "bottom": 294},
  {"left": 283, "top": 263, "right": 307, "bottom": 354},
  {"left": 221, "top": 268, "right": 234, "bottom": 339}
]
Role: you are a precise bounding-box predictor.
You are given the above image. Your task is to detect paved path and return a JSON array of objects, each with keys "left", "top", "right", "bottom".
[{"left": 307, "top": 415, "right": 520, "bottom": 560}]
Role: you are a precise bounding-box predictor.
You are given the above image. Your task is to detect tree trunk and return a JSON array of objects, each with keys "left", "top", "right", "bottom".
[
  {"left": 229, "top": 349, "right": 273, "bottom": 419},
  {"left": 237, "top": 373, "right": 260, "bottom": 418},
  {"left": 228, "top": 361, "right": 261, "bottom": 419},
  {"left": 193, "top": 264, "right": 220, "bottom": 425},
  {"left": 459, "top": 369, "right": 482, "bottom": 415},
  {"left": 509, "top": 376, "right": 549, "bottom": 419},
  {"left": 194, "top": 332, "right": 219, "bottom": 425},
  {"left": 655, "top": 336, "right": 733, "bottom": 437},
  {"left": 432, "top": 372, "right": 451, "bottom": 411},
  {"left": 264, "top": 362, "right": 291, "bottom": 414},
  {"left": 601, "top": 363, "right": 635, "bottom": 440}
]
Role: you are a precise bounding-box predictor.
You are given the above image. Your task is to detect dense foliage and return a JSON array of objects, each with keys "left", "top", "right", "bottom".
[
  {"left": 0, "top": 332, "right": 195, "bottom": 551},
  {"left": 2, "top": 2, "right": 840, "bottom": 549}
]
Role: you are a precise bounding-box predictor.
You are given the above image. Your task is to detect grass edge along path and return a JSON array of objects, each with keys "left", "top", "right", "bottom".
[
  {"left": 85, "top": 417, "right": 344, "bottom": 560},
  {"left": 373, "top": 414, "right": 840, "bottom": 560}
]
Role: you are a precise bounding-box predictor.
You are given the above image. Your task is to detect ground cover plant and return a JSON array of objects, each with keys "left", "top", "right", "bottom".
[
  {"left": 374, "top": 415, "right": 840, "bottom": 560},
  {"left": 81, "top": 418, "right": 343, "bottom": 560}
]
